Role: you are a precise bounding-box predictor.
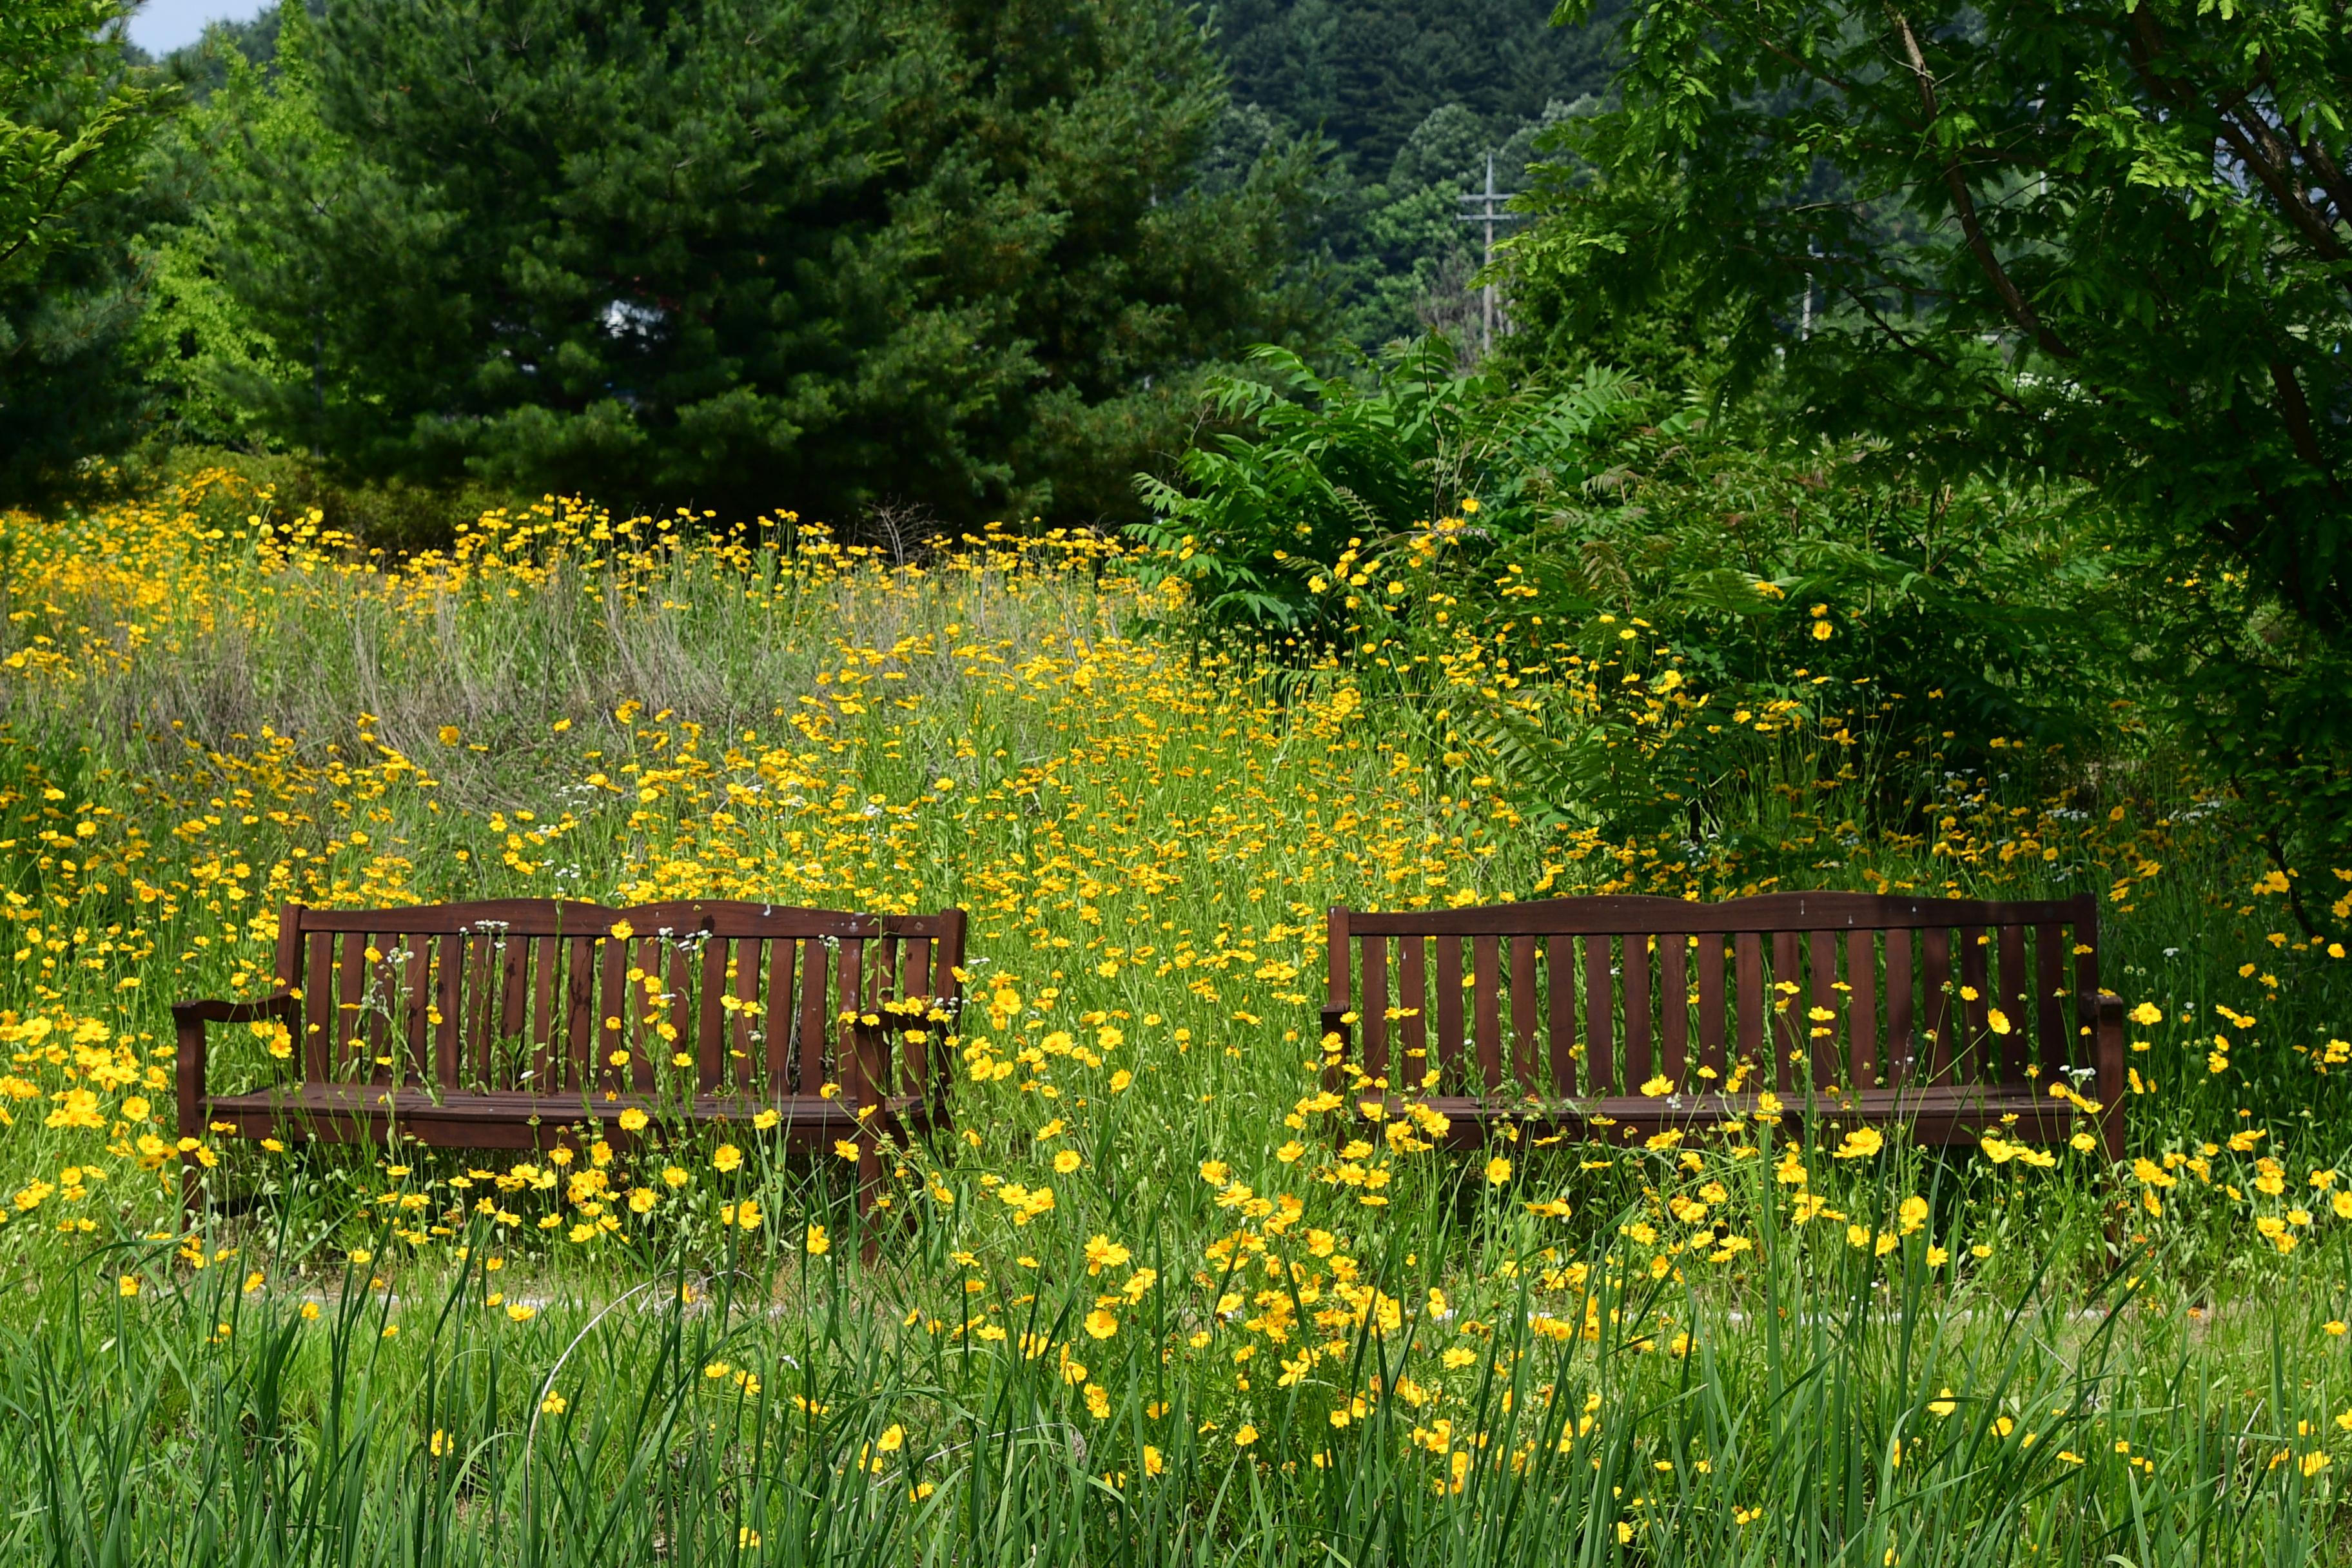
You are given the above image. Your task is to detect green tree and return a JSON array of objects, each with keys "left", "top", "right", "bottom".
[
  {"left": 0, "top": 1, "right": 176, "bottom": 503},
  {"left": 1214, "top": 0, "right": 1614, "bottom": 172},
  {"left": 177, "top": 0, "right": 1320, "bottom": 527},
  {"left": 1529, "top": 0, "right": 2352, "bottom": 636},
  {"left": 1, "top": 1, "right": 164, "bottom": 284},
  {"left": 1516, "top": 0, "right": 2352, "bottom": 917}
]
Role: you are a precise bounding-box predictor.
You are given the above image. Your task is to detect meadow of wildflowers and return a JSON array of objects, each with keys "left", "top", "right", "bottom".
[{"left": 0, "top": 468, "right": 2348, "bottom": 1563}]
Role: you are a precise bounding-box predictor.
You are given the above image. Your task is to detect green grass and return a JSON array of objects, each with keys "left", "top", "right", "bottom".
[{"left": 0, "top": 472, "right": 2347, "bottom": 1563}]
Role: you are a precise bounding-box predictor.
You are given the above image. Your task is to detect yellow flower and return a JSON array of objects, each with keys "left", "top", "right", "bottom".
[
  {"left": 712, "top": 1144, "right": 742, "bottom": 1173},
  {"left": 834, "top": 1139, "right": 861, "bottom": 1161},
  {"left": 618, "top": 1108, "right": 648, "bottom": 1133},
  {"left": 805, "top": 1224, "right": 830, "bottom": 1256},
  {"left": 507, "top": 1303, "right": 538, "bottom": 1322},
  {"left": 753, "top": 1109, "right": 779, "bottom": 1131},
  {"left": 540, "top": 1391, "right": 567, "bottom": 1416},
  {"left": 1143, "top": 1445, "right": 1165, "bottom": 1476},
  {"left": 1084, "top": 1308, "right": 1119, "bottom": 1339},
  {"left": 876, "top": 1423, "right": 905, "bottom": 1453},
  {"left": 1054, "top": 1150, "right": 1083, "bottom": 1174},
  {"left": 1832, "top": 1128, "right": 1884, "bottom": 1160},
  {"left": 1484, "top": 1157, "right": 1511, "bottom": 1186},
  {"left": 1233, "top": 1425, "right": 1259, "bottom": 1448},
  {"left": 117, "top": 1275, "right": 139, "bottom": 1297},
  {"left": 2129, "top": 1001, "right": 2163, "bottom": 1026}
]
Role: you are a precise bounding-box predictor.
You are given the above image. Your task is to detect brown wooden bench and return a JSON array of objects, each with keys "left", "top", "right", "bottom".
[
  {"left": 175, "top": 899, "right": 966, "bottom": 1214},
  {"left": 1319, "top": 892, "right": 2124, "bottom": 1159}
]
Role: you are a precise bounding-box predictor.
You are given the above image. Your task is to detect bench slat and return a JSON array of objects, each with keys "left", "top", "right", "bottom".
[
  {"left": 1998, "top": 924, "right": 2030, "bottom": 1082},
  {"left": 899, "top": 936, "right": 933, "bottom": 1102},
  {"left": 2034, "top": 922, "right": 2064, "bottom": 1069},
  {"left": 563, "top": 936, "right": 595, "bottom": 1092},
  {"left": 663, "top": 941, "right": 691, "bottom": 1093},
  {"left": 1847, "top": 928, "right": 1878, "bottom": 1088},
  {"left": 1807, "top": 928, "right": 1838, "bottom": 1088},
  {"left": 1660, "top": 936, "right": 1688, "bottom": 1084},
  {"left": 1885, "top": 928, "right": 1914, "bottom": 1086},
  {"left": 1411, "top": 940, "right": 1449, "bottom": 1086},
  {"left": 730, "top": 938, "right": 760, "bottom": 1089},
  {"left": 596, "top": 936, "right": 626, "bottom": 1093},
  {"left": 1397, "top": 936, "right": 1427, "bottom": 1089},
  {"left": 433, "top": 932, "right": 462, "bottom": 1089},
  {"left": 2071, "top": 926, "right": 2100, "bottom": 1062},
  {"left": 500, "top": 934, "right": 529, "bottom": 1046},
  {"left": 335, "top": 934, "right": 366, "bottom": 1081},
  {"left": 1959, "top": 926, "right": 1992, "bottom": 1081},
  {"left": 1509, "top": 935, "right": 1537, "bottom": 1088},
  {"left": 1471, "top": 934, "right": 1501, "bottom": 1090},
  {"left": 303, "top": 930, "right": 333, "bottom": 1081},
  {"left": 797, "top": 938, "right": 828, "bottom": 1095},
  {"left": 466, "top": 933, "right": 497, "bottom": 1088},
  {"left": 1623, "top": 936, "right": 1652, "bottom": 1091},
  {"left": 529, "top": 936, "right": 556, "bottom": 1089},
  {"left": 1583, "top": 935, "right": 1612, "bottom": 1094},
  {"left": 1771, "top": 930, "right": 1800, "bottom": 1092},
  {"left": 1545, "top": 934, "right": 1573, "bottom": 1095},
  {"left": 1734, "top": 932, "right": 1762, "bottom": 1073},
  {"left": 1921, "top": 926, "right": 1953, "bottom": 1083},
  {"left": 1696, "top": 936, "right": 1725, "bottom": 1079},
  {"left": 1362, "top": 936, "right": 1391, "bottom": 1087},
  {"left": 763, "top": 936, "right": 797, "bottom": 1092},
  {"left": 361, "top": 940, "right": 392, "bottom": 1073},
  {"left": 697, "top": 937, "right": 729, "bottom": 1087}
]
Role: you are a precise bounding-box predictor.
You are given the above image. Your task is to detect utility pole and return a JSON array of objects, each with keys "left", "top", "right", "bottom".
[{"left": 1456, "top": 152, "right": 1519, "bottom": 357}]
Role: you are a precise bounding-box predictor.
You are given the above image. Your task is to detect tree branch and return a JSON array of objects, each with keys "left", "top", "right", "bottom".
[
  {"left": 1886, "top": 9, "right": 2075, "bottom": 360},
  {"left": 2266, "top": 357, "right": 2346, "bottom": 498}
]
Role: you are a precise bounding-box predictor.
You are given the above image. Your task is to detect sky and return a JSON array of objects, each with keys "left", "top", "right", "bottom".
[{"left": 126, "top": 0, "right": 271, "bottom": 57}]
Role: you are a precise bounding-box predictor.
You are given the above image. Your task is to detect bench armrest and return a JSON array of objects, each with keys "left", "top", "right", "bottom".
[{"left": 173, "top": 993, "right": 297, "bottom": 1135}]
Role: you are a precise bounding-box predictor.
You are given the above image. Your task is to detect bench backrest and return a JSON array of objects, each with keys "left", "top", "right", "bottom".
[
  {"left": 1322, "top": 892, "right": 2099, "bottom": 1097},
  {"left": 268, "top": 899, "right": 965, "bottom": 1104}
]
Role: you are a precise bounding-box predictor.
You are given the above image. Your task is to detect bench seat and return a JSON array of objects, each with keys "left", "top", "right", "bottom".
[
  {"left": 1349, "top": 1083, "right": 2075, "bottom": 1151},
  {"left": 199, "top": 1082, "right": 933, "bottom": 1151}
]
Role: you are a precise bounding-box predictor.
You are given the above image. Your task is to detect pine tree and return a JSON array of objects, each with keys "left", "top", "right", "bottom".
[{"left": 177, "top": 0, "right": 1320, "bottom": 526}]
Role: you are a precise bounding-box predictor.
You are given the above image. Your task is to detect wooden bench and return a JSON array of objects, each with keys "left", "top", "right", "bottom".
[
  {"left": 174, "top": 899, "right": 966, "bottom": 1213},
  {"left": 1318, "top": 892, "right": 2124, "bottom": 1159}
]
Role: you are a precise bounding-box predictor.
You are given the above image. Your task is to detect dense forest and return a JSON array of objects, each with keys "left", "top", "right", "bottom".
[{"left": 3, "top": 0, "right": 1611, "bottom": 527}]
